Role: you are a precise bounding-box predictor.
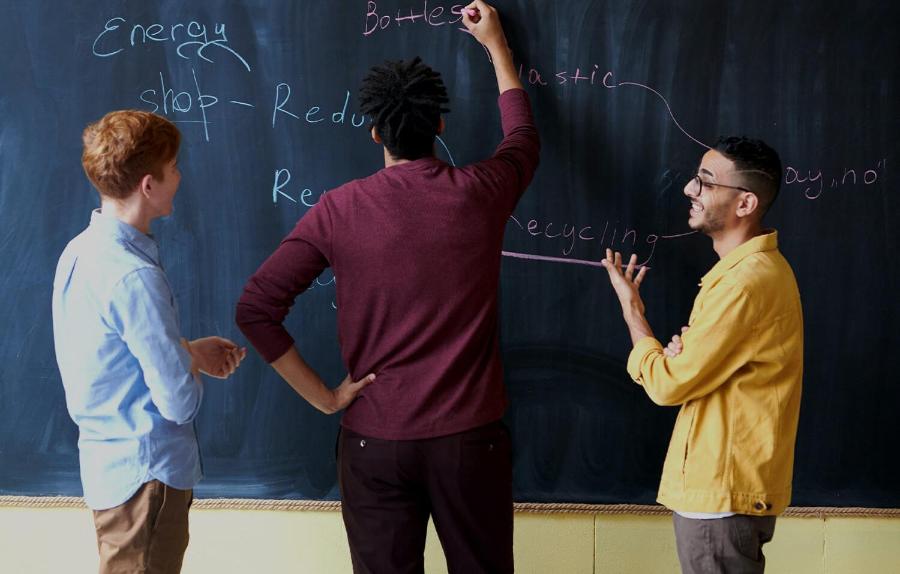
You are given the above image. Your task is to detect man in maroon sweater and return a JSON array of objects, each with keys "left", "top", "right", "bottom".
[{"left": 236, "top": 2, "right": 539, "bottom": 571}]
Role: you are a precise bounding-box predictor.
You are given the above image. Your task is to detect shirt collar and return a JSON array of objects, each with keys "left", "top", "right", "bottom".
[
  {"left": 89, "top": 209, "right": 160, "bottom": 265},
  {"left": 700, "top": 230, "right": 779, "bottom": 286}
]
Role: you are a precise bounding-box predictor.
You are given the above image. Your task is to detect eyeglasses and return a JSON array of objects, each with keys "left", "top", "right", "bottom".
[{"left": 686, "top": 174, "right": 752, "bottom": 198}]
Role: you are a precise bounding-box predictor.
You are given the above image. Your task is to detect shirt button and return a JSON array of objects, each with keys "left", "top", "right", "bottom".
[
  {"left": 360, "top": 439, "right": 366, "bottom": 448},
  {"left": 489, "top": 443, "right": 494, "bottom": 451}
]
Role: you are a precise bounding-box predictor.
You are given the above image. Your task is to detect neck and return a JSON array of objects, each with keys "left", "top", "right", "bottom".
[
  {"left": 382, "top": 146, "right": 437, "bottom": 168},
  {"left": 100, "top": 196, "right": 153, "bottom": 235},
  {"left": 711, "top": 221, "right": 763, "bottom": 259},
  {"left": 383, "top": 147, "right": 412, "bottom": 168}
]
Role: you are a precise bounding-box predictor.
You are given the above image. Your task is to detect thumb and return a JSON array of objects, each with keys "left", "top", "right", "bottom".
[{"left": 353, "top": 373, "right": 376, "bottom": 387}]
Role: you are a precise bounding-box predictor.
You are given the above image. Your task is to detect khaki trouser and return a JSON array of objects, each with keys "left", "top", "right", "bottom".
[{"left": 92, "top": 480, "right": 192, "bottom": 574}]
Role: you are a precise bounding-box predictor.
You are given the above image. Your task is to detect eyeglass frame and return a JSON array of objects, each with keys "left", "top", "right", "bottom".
[{"left": 686, "top": 174, "right": 753, "bottom": 198}]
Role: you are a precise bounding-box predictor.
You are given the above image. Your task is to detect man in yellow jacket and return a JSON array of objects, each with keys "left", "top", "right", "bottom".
[{"left": 601, "top": 137, "right": 803, "bottom": 574}]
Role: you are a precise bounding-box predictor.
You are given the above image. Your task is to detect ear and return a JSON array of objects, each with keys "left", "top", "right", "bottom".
[
  {"left": 735, "top": 192, "right": 759, "bottom": 219},
  {"left": 437, "top": 117, "right": 445, "bottom": 135},
  {"left": 138, "top": 173, "right": 154, "bottom": 200},
  {"left": 370, "top": 126, "right": 382, "bottom": 144}
]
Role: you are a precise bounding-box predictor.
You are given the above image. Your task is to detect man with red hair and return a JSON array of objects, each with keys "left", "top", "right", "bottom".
[{"left": 53, "top": 110, "right": 246, "bottom": 573}]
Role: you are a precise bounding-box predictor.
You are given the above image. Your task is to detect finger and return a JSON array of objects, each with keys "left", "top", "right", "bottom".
[
  {"left": 217, "top": 360, "right": 232, "bottom": 378},
  {"left": 600, "top": 248, "right": 615, "bottom": 274},
  {"left": 624, "top": 254, "right": 637, "bottom": 281},
  {"left": 462, "top": 2, "right": 481, "bottom": 25},
  {"left": 613, "top": 251, "right": 622, "bottom": 271},
  {"left": 681, "top": 326, "right": 689, "bottom": 334},
  {"left": 634, "top": 265, "right": 649, "bottom": 287},
  {"left": 211, "top": 336, "right": 236, "bottom": 349},
  {"left": 352, "top": 373, "right": 377, "bottom": 388}
]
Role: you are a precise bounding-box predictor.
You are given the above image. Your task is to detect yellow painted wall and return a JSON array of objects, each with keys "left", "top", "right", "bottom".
[{"left": 0, "top": 507, "right": 898, "bottom": 573}]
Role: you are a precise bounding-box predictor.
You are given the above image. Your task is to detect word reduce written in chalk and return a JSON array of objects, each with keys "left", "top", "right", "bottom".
[{"left": 137, "top": 69, "right": 369, "bottom": 142}]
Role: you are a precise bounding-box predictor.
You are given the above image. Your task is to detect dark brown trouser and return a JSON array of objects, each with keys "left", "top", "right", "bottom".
[
  {"left": 338, "top": 420, "right": 514, "bottom": 574},
  {"left": 92, "top": 479, "right": 192, "bottom": 574},
  {"left": 673, "top": 513, "right": 777, "bottom": 574}
]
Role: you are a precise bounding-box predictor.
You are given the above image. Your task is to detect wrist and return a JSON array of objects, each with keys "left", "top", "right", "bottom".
[
  {"left": 622, "top": 302, "right": 645, "bottom": 322},
  {"left": 180, "top": 338, "right": 200, "bottom": 375},
  {"left": 486, "top": 39, "right": 510, "bottom": 56},
  {"left": 320, "top": 390, "right": 339, "bottom": 415}
]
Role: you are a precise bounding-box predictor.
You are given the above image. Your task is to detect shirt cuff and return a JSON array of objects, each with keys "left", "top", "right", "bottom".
[{"left": 627, "top": 336, "right": 664, "bottom": 382}]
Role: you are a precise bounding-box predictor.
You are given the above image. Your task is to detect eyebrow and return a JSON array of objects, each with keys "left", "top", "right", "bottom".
[{"left": 699, "top": 167, "right": 715, "bottom": 178}]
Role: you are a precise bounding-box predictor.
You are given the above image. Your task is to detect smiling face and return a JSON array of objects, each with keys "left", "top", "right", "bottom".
[{"left": 684, "top": 149, "right": 744, "bottom": 235}]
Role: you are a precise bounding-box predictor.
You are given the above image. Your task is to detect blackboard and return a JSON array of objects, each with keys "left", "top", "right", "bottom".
[{"left": 1, "top": 0, "right": 897, "bottom": 508}]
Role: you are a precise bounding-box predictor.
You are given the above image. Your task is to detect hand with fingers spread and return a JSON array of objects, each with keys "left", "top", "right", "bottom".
[
  {"left": 600, "top": 249, "right": 649, "bottom": 315},
  {"left": 600, "top": 249, "right": 655, "bottom": 344},
  {"left": 664, "top": 326, "right": 690, "bottom": 358}
]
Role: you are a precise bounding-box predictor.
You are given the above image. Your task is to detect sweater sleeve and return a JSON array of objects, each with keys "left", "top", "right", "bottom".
[
  {"left": 468, "top": 88, "right": 541, "bottom": 212},
  {"left": 235, "top": 200, "right": 333, "bottom": 363}
]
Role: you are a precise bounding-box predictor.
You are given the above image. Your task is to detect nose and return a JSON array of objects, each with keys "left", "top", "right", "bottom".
[{"left": 684, "top": 175, "right": 701, "bottom": 198}]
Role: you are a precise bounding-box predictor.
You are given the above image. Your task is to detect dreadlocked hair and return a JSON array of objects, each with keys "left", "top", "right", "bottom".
[{"left": 359, "top": 57, "right": 450, "bottom": 160}]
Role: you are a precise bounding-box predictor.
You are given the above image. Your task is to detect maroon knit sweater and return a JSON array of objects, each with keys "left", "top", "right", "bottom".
[{"left": 236, "top": 89, "right": 539, "bottom": 439}]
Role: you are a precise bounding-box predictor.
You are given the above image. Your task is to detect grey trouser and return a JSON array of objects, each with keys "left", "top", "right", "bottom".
[{"left": 673, "top": 513, "right": 777, "bottom": 574}]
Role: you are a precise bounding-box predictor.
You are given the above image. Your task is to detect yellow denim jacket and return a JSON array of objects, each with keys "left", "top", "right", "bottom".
[{"left": 627, "top": 231, "right": 803, "bottom": 515}]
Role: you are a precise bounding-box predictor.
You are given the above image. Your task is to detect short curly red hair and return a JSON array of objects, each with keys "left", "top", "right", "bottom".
[{"left": 81, "top": 110, "right": 181, "bottom": 200}]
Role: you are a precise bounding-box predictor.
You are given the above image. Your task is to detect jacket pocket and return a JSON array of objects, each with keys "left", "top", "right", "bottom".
[{"left": 681, "top": 404, "right": 696, "bottom": 477}]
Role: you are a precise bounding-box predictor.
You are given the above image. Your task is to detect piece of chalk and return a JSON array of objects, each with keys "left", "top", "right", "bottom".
[{"left": 465, "top": 8, "right": 479, "bottom": 17}]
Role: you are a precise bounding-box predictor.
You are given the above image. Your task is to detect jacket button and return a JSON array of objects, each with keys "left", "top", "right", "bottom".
[
  {"left": 754, "top": 502, "right": 765, "bottom": 511},
  {"left": 360, "top": 439, "right": 366, "bottom": 448}
]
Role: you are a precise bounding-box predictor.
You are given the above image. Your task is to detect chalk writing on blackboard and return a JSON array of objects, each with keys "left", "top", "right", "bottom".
[
  {"left": 784, "top": 159, "right": 887, "bottom": 200},
  {"left": 93, "top": 16, "right": 251, "bottom": 71}
]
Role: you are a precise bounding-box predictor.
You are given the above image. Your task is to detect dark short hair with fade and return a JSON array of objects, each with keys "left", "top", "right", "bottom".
[
  {"left": 714, "top": 136, "right": 783, "bottom": 218},
  {"left": 359, "top": 57, "right": 450, "bottom": 161}
]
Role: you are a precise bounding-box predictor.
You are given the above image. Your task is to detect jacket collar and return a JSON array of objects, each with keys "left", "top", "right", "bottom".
[{"left": 700, "top": 230, "right": 778, "bottom": 286}]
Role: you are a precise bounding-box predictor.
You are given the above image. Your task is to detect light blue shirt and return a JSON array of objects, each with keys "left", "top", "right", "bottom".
[{"left": 52, "top": 210, "right": 203, "bottom": 510}]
